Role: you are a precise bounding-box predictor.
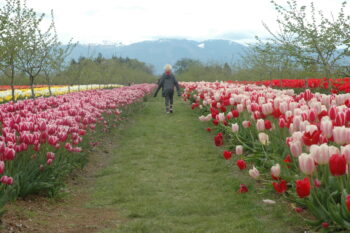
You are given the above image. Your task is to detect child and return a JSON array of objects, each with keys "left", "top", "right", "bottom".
[{"left": 153, "top": 64, "right": 181, "bottom": 113}]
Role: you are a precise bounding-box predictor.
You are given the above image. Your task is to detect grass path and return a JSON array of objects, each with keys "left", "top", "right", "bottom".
[{"left": 89, "top": 97, "right": 305, "bottom": 233}]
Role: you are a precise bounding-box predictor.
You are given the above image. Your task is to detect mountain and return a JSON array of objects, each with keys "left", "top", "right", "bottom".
[{"left": 67, "top": 39, "right": 246, "bottom": 74}]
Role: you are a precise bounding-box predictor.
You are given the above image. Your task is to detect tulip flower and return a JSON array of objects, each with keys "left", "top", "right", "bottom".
[
  {"left": 264, "top": 120, "right": 272, "bottom": 130},
  {"left": 258, "top": 132, "right": 269, "bottom": 145},
  {"left": 236, "top": 159, "right": 247, "bottom": 170},
  {"left": 242, "top": 121, "right": 251, "bottom": 128},
  {"left": 346, "top": 195, "right": 350, "bottom": 212},
  {"left": 271, "top": 164, "right": 281, "bottom": 178},
  {"left": 314, "top": 178, "right": 321, "bottom": 188},
  {"left": 290, "top": 141, "right": 302, "bottom": 157},
  {"left": 0, "top": 161, "right": 4, "bottom": 174},
  {"left": 249, "top": 166, "right": 260, "bottom": 179},
  {"left": 341, "top": 145, "right": 350, "bottom": 163},
  {"left": 214, "top": 133, "right": 223, "bottom": 146},
  {"left": 272, "top": 180, "right": 288, "bottom": 194},
  {"left": 295, "top": 177, "right": 311, "bottom": 198},
  {"left": 256, "top": 119, "right": 265, "bottom": 131},
  {"left": 298, "top": 153, "right": 315, "bottom": 175},
  {"left": 223, "top": 151, "right": 232, "bottom": 160},
  {"left": 329, "top": 154, "right": 347, "bottom": 176},
  {"left": 310, "top": 144, "right": 330, "bottom": 165},
  {"left": 302, "top": 129, "right": 322, "bottom": 146},
  {"left": 238, "top": 184, "right": 248, "bottom": 193},
  {"left": 333, "top": 126, "right": 347, "bottom": 145},
  {"left": 320, "top": 117, "right": 333, "bottom": 138},
  {"left": 231, "top": 123, "right": 239, "bottom": 133},
  {"left": 235, "top": 145, "right": 243, "bottom": 155}
]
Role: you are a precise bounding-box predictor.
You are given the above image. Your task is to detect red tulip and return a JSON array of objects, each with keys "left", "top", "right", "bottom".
[
  {"left": 4, "top": 147, "right": 15, "bottom": 161},
  {"left": 302, "top": 130, "right": 322, "bottom": 146},
  {"left": 214, "top": 133, "right": 223, "bottom": 146},
  {"left": 322, "top": 222, "right": 329, "bottom": 228},
  {"left": 346, "top": 195, "right": 350, "bottom": 212},
  {"left": 223, "top": 151, "right": 232, "bottom": 160},
  {"left": 283, "top": 154, "right": 291, "bottom": 163},
  {"left": 238, "top": 184, "right": 248, "bottom": 193},
  {"left": 314, "top": 178, "right": 321, "bottom": 188},
  {"left": 329, "top": 154, "right": 347, "bottom": 176},
  {"left": 206, "top": 127, "right": 211, "bottom": 132},
  {"left": 264, "top": 120, "right": 272, "bottom": 130},
  {"left": 231, "top": 110, "right": 239, "bottom": 118},
  {"left": 236, "top": 159, "right": 247, "bottom": 170},
  {"left": 295, "top": 177, "right": 310, "bottom": 198},
  {"left": 272, "top": 180, "right": 288, "bottom": 194}
]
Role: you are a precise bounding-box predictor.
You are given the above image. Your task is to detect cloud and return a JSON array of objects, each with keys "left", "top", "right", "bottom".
[
  {"left": 218, "top": 31, "right": 255, "bottom": 41},
  {"left": 19, "top": 0, "right": 350, "bottom": 44}
]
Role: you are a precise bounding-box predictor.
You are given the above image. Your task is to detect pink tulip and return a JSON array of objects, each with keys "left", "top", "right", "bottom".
[
  {"left": 329, "top": 106, "right": 337, "bottom": 120},
  {"left": 0, "top": 141, "right": 5, "bottom": 153},
  {"left": 237, "top": 104, "right": 244, "bottom": 112},
  {"left": 4, "top": 147, "right": 15, "bottom": 160},
  {"left": 258, "top": 132, "right": 269, "bottom": 145},
  {"left": 333, "top": 126, "right": 347, "bottom": 145},
  {"left": 271, "top": 164, "right": 281, "bottom": 178},
  {"left": 236, "top": 145, "right": 243, "bottom": 155},
  {"left": 256, "top": 119, "right": 265, "bottom": 131},
  {"left": 242, "top": 121, "right": 251, "bottom": 128},
  {"left": 231, "top": 123, "right": 239, "bottom": 133},
  {"left": 249, "top": 166, "right": 260, "bottom": 179},
  {"left": 290, "top": 141, "right": 302, "bottom": 157},
  {"left": 262, "top": 103, "right": 273, "bottom": 115},
  {"left": 0, "top": 161, "right": 5, "bottom": 174},
  {"left": 342, "top": 145, "right": 350, "bottom": 163},
  {"left": 320, "top": 117, "right": 333, "bottom": 138},
  {"left": 46, "top": 152, "right": 55, "bottom": 160},
  {"left": 299, "top": 153, "right": 315, "bottom": 175},
  {"left": 311, "top": 144, "right": 330, "bottom": 165},
  {"left": 0, "top": 175, "right": 13, "bottom": 185}
]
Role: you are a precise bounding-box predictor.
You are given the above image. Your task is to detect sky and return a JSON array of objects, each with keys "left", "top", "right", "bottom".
[{"left": 24, "top": 0, "right": 347, "bottom": 45}]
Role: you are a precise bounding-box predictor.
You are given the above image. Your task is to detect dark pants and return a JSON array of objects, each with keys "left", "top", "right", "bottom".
[{"left": 164, "top": 90, "right": 174, "bottom": 110}]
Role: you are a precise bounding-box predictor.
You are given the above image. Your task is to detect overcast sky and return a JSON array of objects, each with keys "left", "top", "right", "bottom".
[{"left": 25, "top": 0, "right": 347, "bottom": 45}]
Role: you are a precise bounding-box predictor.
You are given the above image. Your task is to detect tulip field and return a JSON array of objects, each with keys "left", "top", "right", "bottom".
[
  {"left": 0, "top": 84, "right": 155, "bottom": 216},
  {"left": 182, "top": 81, "right": 350, "bottom": 231}
]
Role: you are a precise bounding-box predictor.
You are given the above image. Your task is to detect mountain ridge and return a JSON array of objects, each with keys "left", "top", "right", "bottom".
[{"left": 66, "top": 39, "right": 246, "bottom": 74}]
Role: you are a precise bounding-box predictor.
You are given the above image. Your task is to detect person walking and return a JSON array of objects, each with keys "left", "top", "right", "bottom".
[{"left": 153, "top": 64, "right": 181, "bottom": 113}]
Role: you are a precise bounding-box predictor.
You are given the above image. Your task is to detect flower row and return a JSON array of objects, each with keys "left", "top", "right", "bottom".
[
  {"left": 182, "top": 81, "right": 350, "bottom": 231},
  {"left": 227, "top": 77, "right": 350, "bottom": 93},
  {"left": 0, "top": 84, "right": 155, "bottom": 213},
  {"left": 0, "top": 84, "right": 123, "bottom": 103}
]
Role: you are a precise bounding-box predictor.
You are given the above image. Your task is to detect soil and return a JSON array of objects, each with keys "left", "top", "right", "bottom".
[{"left": 0, "top": 139, "right": 125, "bottom": 233}]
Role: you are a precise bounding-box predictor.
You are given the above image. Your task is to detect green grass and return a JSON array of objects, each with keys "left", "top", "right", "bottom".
[{"left": 91, "top": 96, "right": 306, "bottom": 233}]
